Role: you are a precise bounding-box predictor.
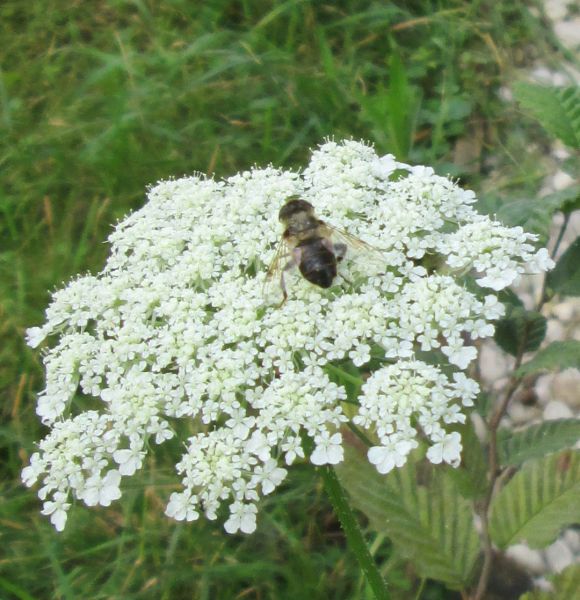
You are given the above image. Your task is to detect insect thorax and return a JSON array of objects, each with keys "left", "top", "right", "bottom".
[{"left": 283, "top": 215, "right": 322, "bottom": 240}]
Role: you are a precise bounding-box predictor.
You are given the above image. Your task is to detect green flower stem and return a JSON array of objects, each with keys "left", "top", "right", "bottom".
[
  {"left": 323, "top": 363, "right": 364, "bottom": 388},
  {"left": 320, "top": 465, "right": 390, "bottom": 600},
  {"left": 346, "top": 422, "right": 374, "bottom": 447}
]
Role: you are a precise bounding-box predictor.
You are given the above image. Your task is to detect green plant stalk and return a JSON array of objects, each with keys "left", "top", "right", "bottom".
[
  {"left": 472, "top": 214, "right": 571, "bottom": 600},
  {"left": 320, "top": 465, "right": 390, "bottom": 600}
]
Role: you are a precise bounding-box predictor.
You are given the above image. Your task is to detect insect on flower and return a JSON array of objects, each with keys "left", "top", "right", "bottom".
[{"left": 265, "top": 195, "right": 383, "bottom": 304}]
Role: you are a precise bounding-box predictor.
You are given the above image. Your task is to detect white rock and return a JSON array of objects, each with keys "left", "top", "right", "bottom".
[
  {"left": 480, "top": 342, "right": 510, "bottom": 382},
  {"left": 544, "top": 539, "right": 574, "bottom": 573},
  {"left": 498, "top": 86, "right": 513, "bottom": 102},
  {"left": 552, "top": 170, "right": 575, "bottom": 191},
  {"left": 550, "top": 71, "right": 568, "bottom": 87},
  {"left": 544, "top": 0, "right": 568, "bottom": 22},
  {"left": 552, "top": 144, "right": 570, "bottom": 161},
  {"left": 566, "top": 64, "right": 580, "bottom": 86},
  {"left": 563, "top": 529, "right": 580, "bottom": 554},
  {"left": 545, "top": 319, "right": 565, "bottom": 343},
  {"left": 543, "top": 400, "right": 574, "bottom": 420},
  {"left": 531, "top": 66, "right": 555, "bottom": 84},
  {"left": 498, "top": 415, "right": 513, "bottom": 431},
  {"left": 471, "top": 413, "right": 487, "bottom": 441},
  {"left": 519, "top": 291, "right": 534, "bottom": 310},
  {"left": 571, "top": 211, "right": 580, "bottom": 230},
  {"left": 535, "top": 374, "right": 555, "bottom": 407},
  {"left": 492, "top": 376, "right": 510, "bottom": 395},
  {"left": 507, "top": 543, "right": 546, "bottom": 574},
  {"left": 532, "top": 577, "right": 553, "bottom": 593},
  {"left": 554, "top": 20, "right": 580, "bottom": 49},
  {"left": 509, "top": 402, "right": 541, "bottom": 425},
  {"left": 551, "top": 369, "right": 580, "bottom": 408},
  {"left": 551, "top": 301, "right": 577, "bottom": 322}
]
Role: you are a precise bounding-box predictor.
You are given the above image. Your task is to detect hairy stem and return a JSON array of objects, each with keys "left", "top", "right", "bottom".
[
  {"left": 472, "top": 214, "right": 569, "bottom": 599},
  {"left": 320, "top": 465, "right": 390, "bottom": 600},
  {"left": 473, "top": 352, "right": 525, "bottom": 600}
]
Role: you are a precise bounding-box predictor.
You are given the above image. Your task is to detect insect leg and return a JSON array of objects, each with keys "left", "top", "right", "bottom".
[
  {"left": 329, "top": 242, "right": 351, "bottom": 284},
  {"left": 333, "top": 242, "right": 347, "bottom": 263},
  {"left": 278, "top": 270, "right": 288, "bottom": 306},
  {"left": 278, "top": 249, "right": 301, "bottom": 307}
]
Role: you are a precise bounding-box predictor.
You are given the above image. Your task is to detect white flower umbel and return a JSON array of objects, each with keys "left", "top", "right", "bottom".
[
  {"left": 354, "top": 362, "right": 478, "bottom": 473},
  {"left": 23, "top": 140, "right": 554, "bottom": 533}
]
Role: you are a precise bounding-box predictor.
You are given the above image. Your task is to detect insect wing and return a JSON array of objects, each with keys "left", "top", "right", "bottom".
[
  {"left": 263, "top": 237, "right": 292, "bottom": 298},
  {"left": 326, "top": 224, "right": 385, "bottom": 259}
]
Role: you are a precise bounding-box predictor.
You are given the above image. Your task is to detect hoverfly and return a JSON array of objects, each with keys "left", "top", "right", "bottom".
[{"left": 265, "top": 196, "right": 382, "bottom": 304}]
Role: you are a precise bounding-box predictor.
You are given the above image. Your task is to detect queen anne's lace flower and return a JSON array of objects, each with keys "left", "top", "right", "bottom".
[{"left": 23, "top": 140, "right": 553, "bottom": 533}]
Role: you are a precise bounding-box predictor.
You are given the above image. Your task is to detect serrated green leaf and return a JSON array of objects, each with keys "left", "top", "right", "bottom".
[
  {"left": 513, "top": 83, "right": 580, "bottom": 149},
  {"left": 475, "top": 192, "right": 503, "bottom": 217},
  {"left": 542, "top": 185, "right": 580, "bottom": 215},
  {"left": 517, "top": 340, "right": 580, "bottom": 377},
  {"left": 495, "top": 187, "right": 580, "bottom": 244},
  {"left": 497, "top": 198, "right": 553, "bottom": 244},
  {"left": 520, "top": 589, "right": 550, "bottom": 599},
  {"left": 484, "top": 187, "right": 580, "bottom": 247},
  {"left": 446, "top": 420, "right": 488, "bottom": 499},
  {"left": 559, "top": 86, "right": 580, "bottom": 149},
  {"left": 497, "top": 287, "right": 524, "bottom": 308},
  {"left": 550, "top": 563, "right": 580, "bottom": 600},
  {"left": 521, "top": 563, "right": 580, "bottom": 600},
  {"left": 546, "top": 236, "right": 580, "bottom": 297},
  {"left": 494, "top": 306, "right": 547, "bottom": 357},
  {"left": 489, "top": 450, "right": 580, "bottom": 549},
  {"left": 498, "top": 419, "right": 580, "bottom": 467},
  {"left": 336, "top": 442, "right": 479, "bottom": 588}
]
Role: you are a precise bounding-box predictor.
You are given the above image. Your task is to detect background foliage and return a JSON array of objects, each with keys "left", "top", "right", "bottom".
[{"left": 1, "top": 1, "right": 577, "bottom": 598}]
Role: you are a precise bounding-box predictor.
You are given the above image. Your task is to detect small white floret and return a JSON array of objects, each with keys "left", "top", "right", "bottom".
[{"left": 426, "top": 431, "right": 462, "bottom": 467}]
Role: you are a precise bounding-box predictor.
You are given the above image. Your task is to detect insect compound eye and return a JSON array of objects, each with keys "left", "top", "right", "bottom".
[{"left": 278, "top": 197, "right": 314, "bottom": 222}]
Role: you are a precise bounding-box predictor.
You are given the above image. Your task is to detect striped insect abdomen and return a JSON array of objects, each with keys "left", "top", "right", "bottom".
[{"left": 296, "top": 237, "right": 337, "bottom": 288}]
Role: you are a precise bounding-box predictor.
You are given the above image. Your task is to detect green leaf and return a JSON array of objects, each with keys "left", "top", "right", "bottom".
[
  {"left": 513, "top": 83, "right": 580, "bottom": 149},
  {"left": 546, "top": 236, "right": 580, "bottom": 297},
  {"left": 475, "top": 192, "right": 503, "bottom": 217},
  {"left": 494, "top": 306, "right": 547, "bottom": 357},
  {"left": 517, "top": 341, "right": 580, "bottom": 377},
  {"left": 497, "top": 198, "right": 553, "bottom": 244},
  {"left": 521, "top": 563, "right": 580, "bottom": 600},
  {"left": 542, "top": 185, "right": 580, "bottom": 215},
  {"left": 559, "top": 86, "right": 580, "bottom": 149},
  {"left": 498, "top": 419, "right": 580, "bottom": 467},
  {"left": 337, "top": 441, "right": 479, "bottom": 588},
  {"left": 497, "top": 287, "right": 524, "bottom": 308},
  {"left": 475, "top": 391, "right": 494, "bottom": 418},
  {"left": 489, "top": 450, "right": 580, "bottom": 549},
  {"left": 445, "top": 420, "right": 488, "bottom": 499},
  {"left": 487, "top": 187, "right": 580, "bottom": 246},
  {"left": 551, "top": 563, "right": 580, "bottom": 600},
  {"left": 324, "top": 362, "right": 363, "bottom": 404}
]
